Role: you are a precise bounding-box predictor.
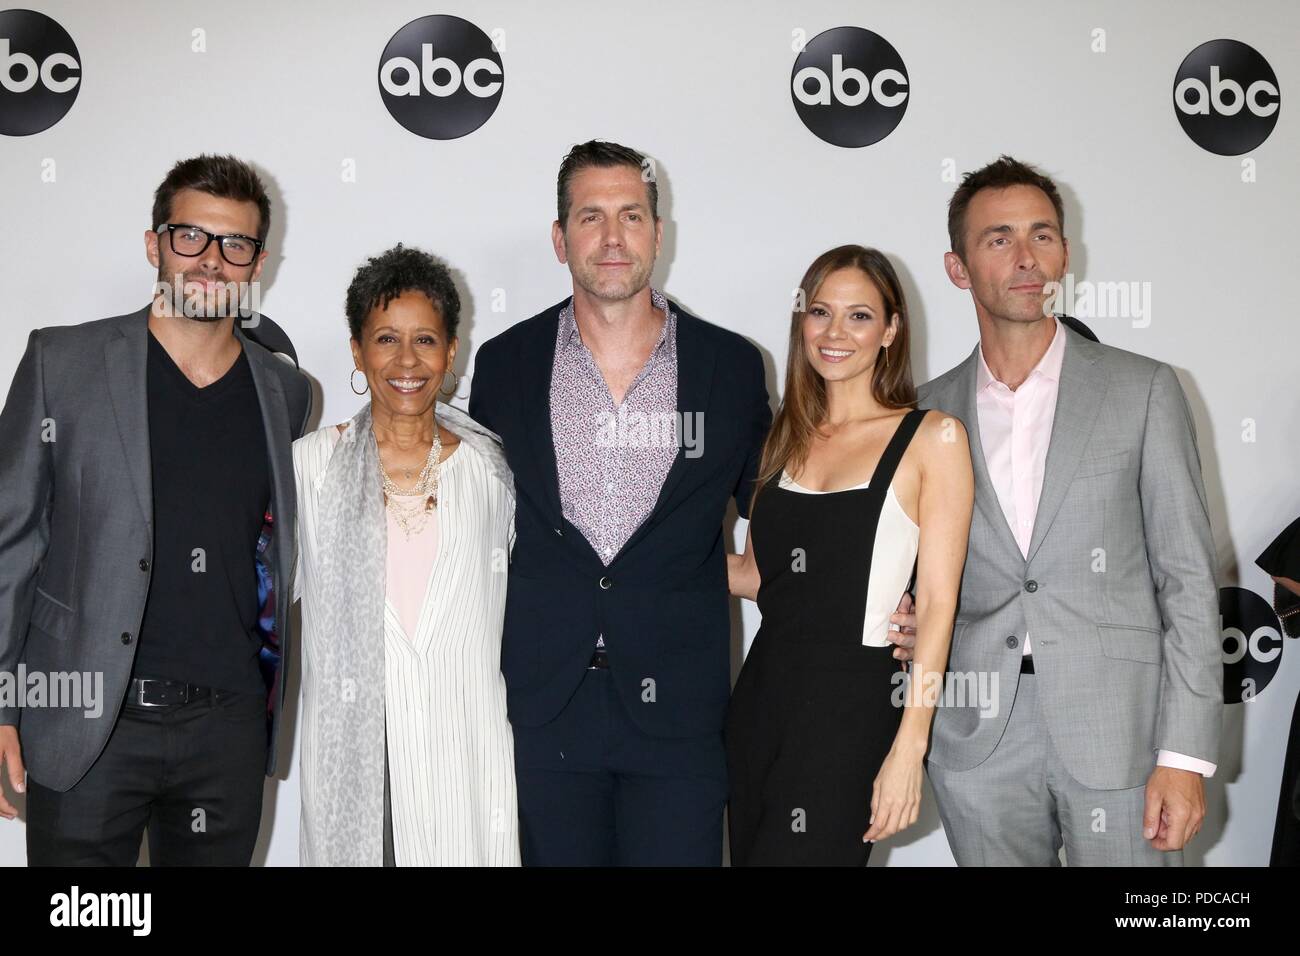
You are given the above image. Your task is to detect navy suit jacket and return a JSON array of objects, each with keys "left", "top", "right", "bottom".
[{"left": 469, "top": 296, "right": 770, "bottom": 739}]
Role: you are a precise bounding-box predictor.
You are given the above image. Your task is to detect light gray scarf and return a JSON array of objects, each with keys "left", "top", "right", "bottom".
[{"left": 308, "top": 399, "right": 513, "bottom": 866}]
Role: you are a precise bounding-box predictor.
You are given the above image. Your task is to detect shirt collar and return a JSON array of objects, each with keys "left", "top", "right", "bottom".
[
  {"left": 557, "top": 287, "right": 676, "bottom": 357},
  {"left": 976, "top": 315, "right": 1065, "bottom": 392}
]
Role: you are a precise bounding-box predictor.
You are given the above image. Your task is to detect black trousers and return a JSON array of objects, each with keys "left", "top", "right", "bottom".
[
  {"left": 25, "top": 688, "right": 267, "bottom": 866},
  {"left": 1271, "top": 689, "right": 1300, "bottom": 866},
  {"left": 513, "top": 667, "right": 728, "bottom": 866}
]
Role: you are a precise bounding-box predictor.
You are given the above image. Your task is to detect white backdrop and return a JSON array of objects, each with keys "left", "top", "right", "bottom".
[{"left": 1, "top": 0, "right": 1297, "bottom": 866}]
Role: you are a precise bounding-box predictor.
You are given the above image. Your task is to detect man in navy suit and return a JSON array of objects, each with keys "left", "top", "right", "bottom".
[{"left": 469, "top": 141, "right": 771, "bottom": 865}]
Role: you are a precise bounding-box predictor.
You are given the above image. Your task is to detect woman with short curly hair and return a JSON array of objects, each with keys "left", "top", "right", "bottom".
[{"left": 292, "top": 244, "right": 519, "bottom": 866}]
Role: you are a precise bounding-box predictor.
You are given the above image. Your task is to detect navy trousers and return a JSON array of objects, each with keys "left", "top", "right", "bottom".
[{"left": 513, "top": 667, "right": 728, "bottom": 866}]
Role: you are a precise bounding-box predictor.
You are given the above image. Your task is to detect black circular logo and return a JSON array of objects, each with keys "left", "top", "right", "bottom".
[
  {"left": 0, "top": 8, "right": 80, "bottom": 137},
  {"left": 378, "top": 15, "right": 502, "bottom": 140},
  {"left": 790, "top": 26, "right": 908, "bottom": 148},
  {"left": 1220, "top": 586, "right": 1284, "bottom": 703},
  {"left": 1174, "top": 39, "right": 1279, "bottom": 155}
]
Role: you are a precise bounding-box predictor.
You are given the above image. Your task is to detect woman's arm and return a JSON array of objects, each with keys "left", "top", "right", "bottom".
[
  {"left": 865, "top": 409, "right": 973, "bottom": 843},
  {"left": 727, "top": 525, "right": 760, "bottom": 602},
  {"left": 899, "top": 411, "right": 973, "bottom": 748}
]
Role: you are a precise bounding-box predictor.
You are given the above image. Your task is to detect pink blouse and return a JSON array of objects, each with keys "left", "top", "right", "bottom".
[
  {"left": 385, "top": 500, "right": 440, "bottom": 639},
  {"left": 326, "top": 425, "right": 448, "bottom": 639}
]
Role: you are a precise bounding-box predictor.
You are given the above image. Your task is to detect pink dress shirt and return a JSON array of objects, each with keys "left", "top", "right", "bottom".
[{"left": 974, "top": 317, "right": 1214, "bottom": 777}]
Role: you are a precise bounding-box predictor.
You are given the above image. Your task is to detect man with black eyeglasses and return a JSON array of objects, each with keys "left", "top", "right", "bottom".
[{"left": 0, "top": 154, "right": 312, "bottom": 865}]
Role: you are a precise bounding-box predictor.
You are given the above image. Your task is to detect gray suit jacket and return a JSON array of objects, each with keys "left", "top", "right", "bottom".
[
  {"left": 0, "top": 305, "right": 312, "bottom": 790},
  {"left": 917, "top": 324, "right": 1222, "bottom": 790}
]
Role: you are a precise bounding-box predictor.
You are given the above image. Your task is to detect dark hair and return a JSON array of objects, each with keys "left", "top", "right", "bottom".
[
  {"left": 152, "top": 154, "right": 272, "bottom": 243},
  {"left": 556, "top": 139, "right": 658, "bottom": 228},
  {"left": 947, "top": 155, "right": 1065, "bottom": 261},
  {"left": 345, "top": 243, "right": 461, "bottom": 341},
  {"left": 753, "top": 245, "right": 916, "bottom": 507}
]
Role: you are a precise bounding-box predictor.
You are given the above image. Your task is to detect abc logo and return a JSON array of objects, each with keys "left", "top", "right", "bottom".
[
  {"left": 1174, "top": 39, "right": 1280, "bottom": 155},
  {"left": 1220, "top": 587, "right": 1284, "bottom": 703},
  {"left": 378, "top": 15, "right": 502, "bottom": 140},
  {"left": 0, "top": 9, "right": 80, "bottom": 137},
  {"left": 790, "top": 26, "right": 908, "bottom": 148}
]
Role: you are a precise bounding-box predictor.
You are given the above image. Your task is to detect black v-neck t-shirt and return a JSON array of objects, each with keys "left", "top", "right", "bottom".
[{"left": 133, "top": 330, "right": 271, "bottom": 694}]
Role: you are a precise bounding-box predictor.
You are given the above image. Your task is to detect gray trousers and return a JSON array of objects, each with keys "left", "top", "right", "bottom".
[{"left": 927, "top": 672, "right": 1183, "bottom": 866}]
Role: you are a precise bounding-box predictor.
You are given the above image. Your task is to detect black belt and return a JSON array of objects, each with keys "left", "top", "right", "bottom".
[
  {"left": 1020, "top": 655, "right": 1035, "bottom": 674},
  {"left": 127, "top": 677, "right": 213, "bottom": 708}
]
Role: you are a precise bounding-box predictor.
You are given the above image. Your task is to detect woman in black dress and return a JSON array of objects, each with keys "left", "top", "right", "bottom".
[
  {"left": 725, "top": 245, "right": 973, "bottom": 866},
  {"left": 1258, "top": 516, "right": 1300, "bottom": 867}
]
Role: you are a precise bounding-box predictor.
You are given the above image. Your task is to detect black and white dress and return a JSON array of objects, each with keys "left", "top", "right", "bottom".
[{"left": 726, "top": 408, "right": 926, "bottom": 866}]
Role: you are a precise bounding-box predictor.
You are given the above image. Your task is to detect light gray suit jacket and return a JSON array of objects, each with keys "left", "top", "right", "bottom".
[
  {"left": 916, "top": 324, "right": 1222, "bottom": 790},
  {"left": 0, "top": 306, "right": 312, "bottom": 790}
]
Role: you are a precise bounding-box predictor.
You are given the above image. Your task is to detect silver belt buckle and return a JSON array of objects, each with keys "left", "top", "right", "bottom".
[{"left": 134, "top": 678, "right": 176, "bottom": 708}]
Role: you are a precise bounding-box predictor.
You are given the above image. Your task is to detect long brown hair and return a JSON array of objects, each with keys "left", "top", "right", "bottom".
[{"left": 749, "top": 245, "right": 916, "bottom": 514}]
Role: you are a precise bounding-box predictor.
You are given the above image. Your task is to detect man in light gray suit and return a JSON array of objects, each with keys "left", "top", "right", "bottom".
[
  {"left": 898, "top": 156, "right": 1221, "bottom": 865},
  {"left": 0, "top": 155, "right": 311, "bottom": 864}
]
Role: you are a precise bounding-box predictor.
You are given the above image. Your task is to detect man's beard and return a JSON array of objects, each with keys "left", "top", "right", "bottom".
[
  {"left": 571, "top": 255, "right": 654, "bottom": 303},
  {"left": 156, "top": 267, "right": 243, "bottom": 322}
]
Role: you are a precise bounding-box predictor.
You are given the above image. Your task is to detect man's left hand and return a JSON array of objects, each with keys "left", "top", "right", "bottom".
[{"left": 1143, "top": 765, "right": 1206, "bottom": 851}]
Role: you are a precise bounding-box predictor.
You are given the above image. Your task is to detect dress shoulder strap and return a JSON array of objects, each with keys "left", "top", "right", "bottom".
[{"left": 868, "top": 407, "right": 926, "bottom": 490}]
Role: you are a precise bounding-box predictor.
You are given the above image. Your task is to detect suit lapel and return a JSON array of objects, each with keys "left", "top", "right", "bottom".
[
  {"left": 104, "top": 307, "right": 153, "bottom": 529},
  {"left": 235, "top": 324, "right": 295, "bottom": 579},
  {"left": 1024, "top": 329, "right": 1107, "bottom": 564},
  {"left": 946, "top": 347, "right": 1026, "bottom": 563},
  {"left": 521, "top": 306, "right": 566, "bottom": 534},
  {"left": 611, "top": 304, "right": 716, "bottom": 563}
]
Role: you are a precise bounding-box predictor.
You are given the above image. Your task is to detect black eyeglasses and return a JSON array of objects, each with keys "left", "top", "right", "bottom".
[{"left": 157, "top": 223, "right": 264, "bottom": 267}]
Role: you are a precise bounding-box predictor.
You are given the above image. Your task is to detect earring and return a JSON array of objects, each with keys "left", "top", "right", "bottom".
[
  {"left": 350, "top": 369, "right": 369, "bottom": 395},
  {"left": 438, "top": 369, "right": 459, "bottom": 397},
  {"left": 882, "top": 344, "right": 890, "bottom": 368}
]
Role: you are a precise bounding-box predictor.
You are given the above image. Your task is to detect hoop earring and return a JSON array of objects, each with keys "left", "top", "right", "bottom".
[
  {"left": 438, "top": 369, "right": 459, "bottom": 397},
  {"left": 350, "top": 369, "right": 369, "bottom": 395}
]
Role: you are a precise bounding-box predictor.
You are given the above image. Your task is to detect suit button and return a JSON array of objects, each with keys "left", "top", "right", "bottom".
[
  {"left": 598, "top": 576, "right": 612, "bottom": 590},
  {"left": 1006, "top": 635, "right": 1019, "bottom": 649},
  {"left": 1024, "top": 580, "right": 1038, "bottom": 593},
  {"left": 121, "top": 632, "right": 134, "bottom": 645},
  {"left": 139, "top": 559, "right": 150, "bottom": 572}
]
